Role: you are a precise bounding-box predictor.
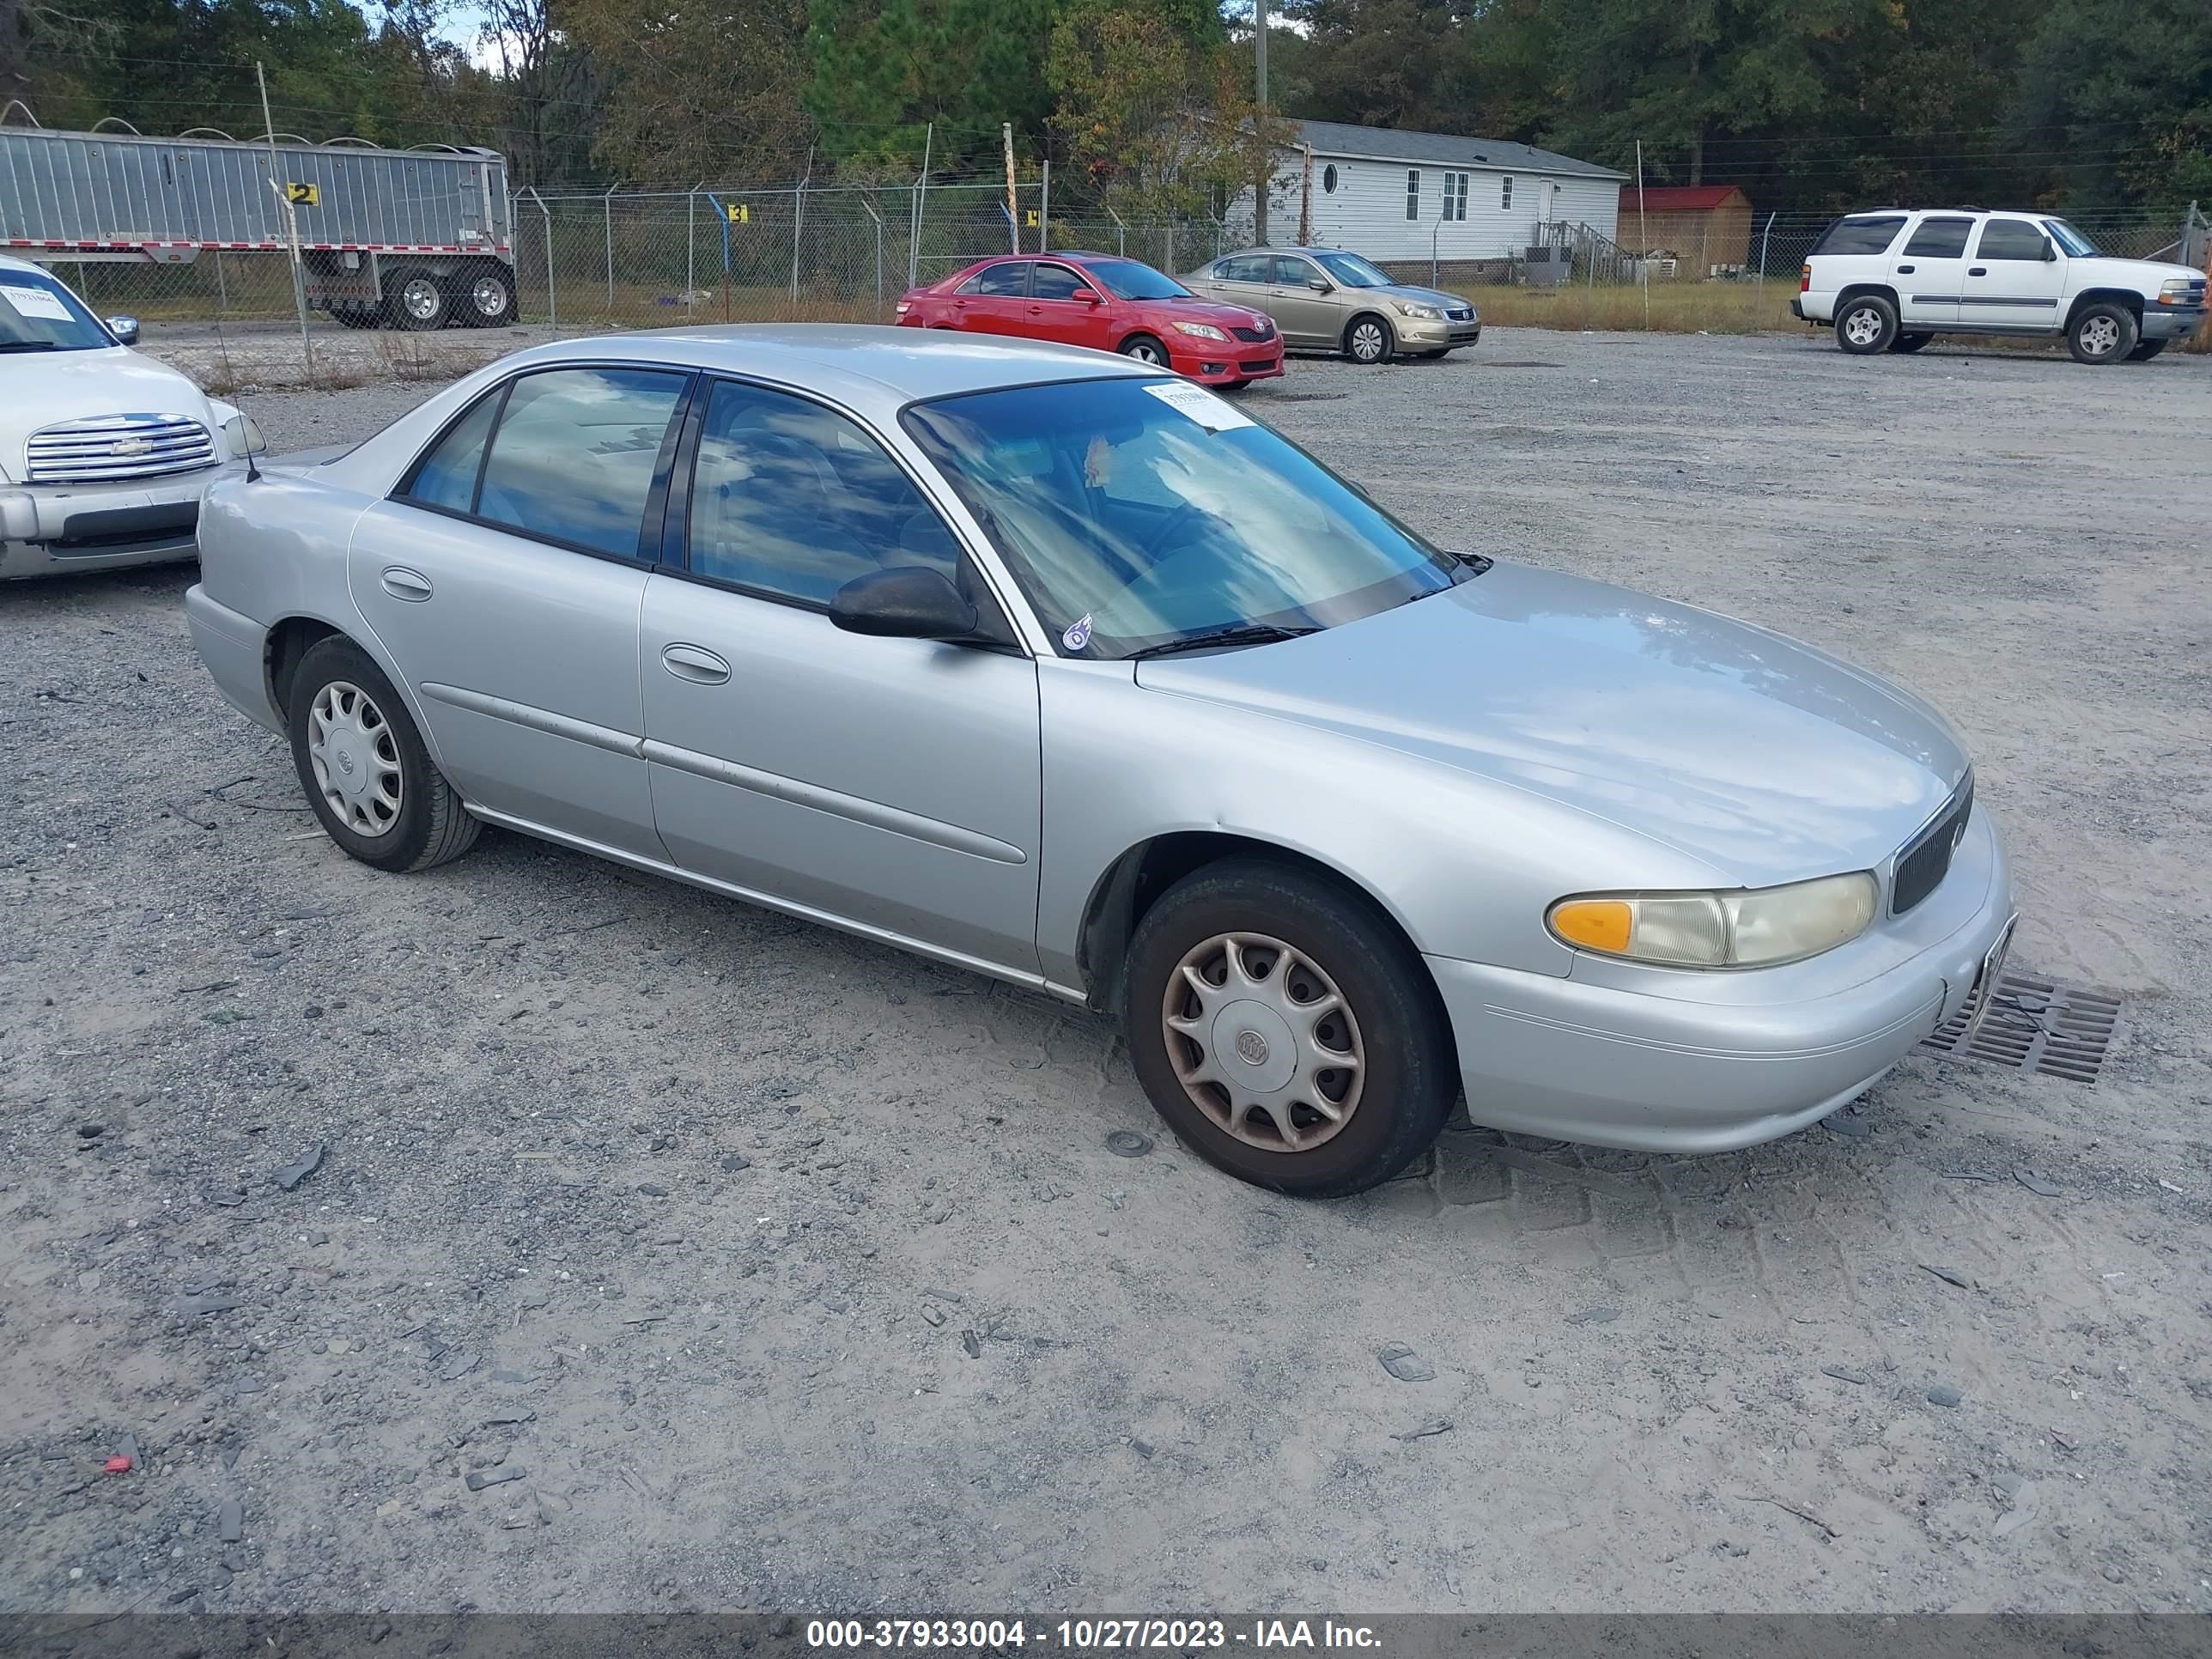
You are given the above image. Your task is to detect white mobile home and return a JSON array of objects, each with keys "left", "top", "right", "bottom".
[{"left": 1231, "top": 118, "right": 1626, "bottom": 262}]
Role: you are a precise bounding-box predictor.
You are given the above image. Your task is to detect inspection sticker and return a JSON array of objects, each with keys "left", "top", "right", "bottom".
[
  {"left": 1061, "top": 614, "right": 1093, "bottom": 652},
  {"left": 1142, "top": 378, "right": 1255, "bottom": 431},
  {"left": 1, "top": 284, "right": 74, "bottom": 321}
]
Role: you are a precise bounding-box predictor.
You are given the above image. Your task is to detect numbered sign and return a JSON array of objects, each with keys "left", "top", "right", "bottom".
[
  {"left": 726, "top": 203, "right": 750, "bottom": 224},
  {"left": 285, "top": 182, "right": 320, "bottom": 207}
]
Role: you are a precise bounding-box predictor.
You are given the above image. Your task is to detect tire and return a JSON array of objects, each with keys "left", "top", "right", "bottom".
[
  {"left": 2126, "top": 340, "right": 2166, "bottom": 362},
  {"left": 1890, "top": 331, "right": 1935, "bottom": 354},
  {"left": 287, "top": 635, "right": 479, "bottom": 873},
  {"left": 2067, "top": 301, "right": 2136, "bottom": 365},
  {"left": 1118, "top": 334, "right": 1170, "bottom": 367},
  {"left": 1345, "top": 313, "right": 1395, "bottom": 364},
  {"left": 386, "top": 267, "right": 450, "bottom": 331},
  {"left": 450, "top": 263, "right": 516, "bottom": 328},
  {"left": 1834, "top": 294, "right": 1897, "bottom": 355},
  {"left": 1123, "top": 857, "right": 1456, "bottom": 1198}
]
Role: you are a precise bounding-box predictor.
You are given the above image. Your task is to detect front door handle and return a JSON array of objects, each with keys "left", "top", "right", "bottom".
[
  {"left": 1968, "top": 266, "right": 1988, "bottom": 276},
  {"left": 660, "top": 642, "right": 732, "bottom": 685},
  {"left": 1895, "top": 263, "right": 1915, "bottom": 273},
  {"left": 380, "top": 566, "right": 433, "bottom": 602}
]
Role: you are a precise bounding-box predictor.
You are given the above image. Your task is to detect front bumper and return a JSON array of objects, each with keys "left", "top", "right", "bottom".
[
  {"left": 1397, "top": 313, "right": 1481, "bottom": 349},
  {"left": 1171, "top": 342, "right": 1285, "bottom": 385},
  {"left": 0, "top": 461, "right": 242, "bottom": 580},
  {"left": 2139, "top": 305, "right": 2206, "bottom": 342},
  {"left": 1428, "top": 807, "right": 2016, "bottom": 1153}
]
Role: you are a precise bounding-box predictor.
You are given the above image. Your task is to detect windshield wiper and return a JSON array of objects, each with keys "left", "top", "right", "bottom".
[
  {"left": 1126, "top": 623, "right": 1321, "bottom": 660},
  {"left": 0, "top": 341, "right": 65, "bottom": 353}
]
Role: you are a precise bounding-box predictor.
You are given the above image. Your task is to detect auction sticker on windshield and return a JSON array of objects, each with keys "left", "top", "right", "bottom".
[
  {"left": 2, "top": 284, "right": 75, "bottom": 321},
  {"left": 1143, "top": 379, "right": 1255, "bottom": 432}
]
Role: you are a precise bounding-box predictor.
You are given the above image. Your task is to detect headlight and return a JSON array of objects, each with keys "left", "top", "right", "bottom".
[
  {"left": 1171, "top": 320, "right": 1227, "bottom": 340},
  {"left": 2157, "top": 277, "right": 2199, "bottom": 305},
  {"left": 1393, "top": 301, "right": 1443, "bottom": 319},
  {"left": 220, "top": 412, "right": 265, "bottom": 457},
  {"left": 1547, "top": 872, "right": 1878, "bottom": 969}
]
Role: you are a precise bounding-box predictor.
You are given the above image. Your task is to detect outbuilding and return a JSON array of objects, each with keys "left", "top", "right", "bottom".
[
  {"left": 1231, "top": 118, "right": 1626, "bottom": 263},
  {"left": 1618, "top": 185, "right": 1755, "bottom": 275}
]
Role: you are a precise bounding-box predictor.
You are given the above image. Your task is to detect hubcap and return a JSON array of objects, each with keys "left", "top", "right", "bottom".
[
  {"left": 1162, "top": 932, "right": 1365, "bottom": 1153},
  {"left": 1844, "top": 307, "right": 1881, "bottom": 346},
  {"left": 471, "top": 276, "right": 508, "bottom": 319},
  {"left": 307, "top": 680, "right": 404, "bottom": 837},
  {"left": 403, "top": 279, "right": 441, "bottom": 321},
  {"left": 1127, "top": 341, "right": 1164, "bottom": 363},
  {"left": 1352, "top": 322, "right": 1385, "bottom": 361},
  {"left": 2080, "top": 316, "right": 2119, "bottom": 356}
]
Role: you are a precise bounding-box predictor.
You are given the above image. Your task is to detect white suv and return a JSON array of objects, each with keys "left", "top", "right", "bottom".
[{"left": 1795, "top": 209, "right": 2207, "bottom": 364}]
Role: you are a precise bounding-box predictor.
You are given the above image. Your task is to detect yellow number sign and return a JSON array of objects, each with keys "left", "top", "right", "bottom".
[
  {"left": 285, "top": 182, "right": 320, "bottom": 207},
  {"left": 726, "top": 203, "right": 750, "bottom": 224}
]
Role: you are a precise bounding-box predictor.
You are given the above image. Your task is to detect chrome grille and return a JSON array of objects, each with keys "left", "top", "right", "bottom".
[
  {"left": 27, "top": 413, "right": 216, "bottom": 485},
  {"left": 1891, "top": 772, "right": 1973, "bottom": 916},
  {"left": 1446, "top": 306, "right": 1474, "bottom": 321}
]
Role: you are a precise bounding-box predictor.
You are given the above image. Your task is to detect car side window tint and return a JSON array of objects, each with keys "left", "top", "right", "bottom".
[
  {"left": 1031, "top": 263, "right": 1088, "bottom": 301},
  {"left": 1975, "top": 218, "right": 2050, "bottom": 261},
  {"left": 957, "top": 262, "right": 1030, "bottom": 297},
  {"left": 1814, "top": 216, "right": 1906, "bottom": 256},
  {"left": 1218, "top": 254, "right": 1268, "bottom": 283},
  {"left": 1902, "top": 217, "right": 1972, "bottom": 258},
  {"left": 687, "top": 380, "right": 964, "bottom": 608},
  {"left": 1271, "top": 255, "right": 1316, "bottom": 285},
  {"left": 472, "top": 368, "right": 687, "bottom": 559},
  {"left": 402, "top": 388, "right": 501, "bottom": 514}
]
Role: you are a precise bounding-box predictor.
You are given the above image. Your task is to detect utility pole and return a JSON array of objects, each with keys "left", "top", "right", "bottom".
[
  {"left": 1298, "top": 143, "right": 1312, "bottom": 244},
  {"left": 1636, "top": 138, "right": 1650, "bottom": 330},
  {"left": 1002, "top": 123, "right": 1018, "bottom": 254},
  {"left": 1253, "top": 0, "right": 1270, "bottom": 246},
  {"left": 257, "top": 62, "right": 313, "bottom": 378}
]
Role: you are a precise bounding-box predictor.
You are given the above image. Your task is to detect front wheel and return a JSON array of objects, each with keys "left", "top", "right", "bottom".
[
  {"left": 2126, "top": 339, "right": 2166, "bottom": 362},
  {"left": 1123, "top": 859, "right": 1456, "bottom": 1197},
  {"left": 2067, "top": 301, "right": 2137, "bottom": 365},
  {"left": 288, "top": 635, "right": 480, "bottom": 872},
  {"left": 1345, "top": 314, "right": 1395, "bottom": 364},
  {"left": 1118, "top": 334, "right": 1170, "bottom": 367},
  {"left": 1834, "top": 295, "right": 1897, "bottom": 355}
]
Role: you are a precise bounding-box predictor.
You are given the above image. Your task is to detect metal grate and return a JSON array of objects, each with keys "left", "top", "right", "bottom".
[
  {"left": 1920, "top": 969, "right": 2122, "bottom": 1084},
  {"left": 26, "top": 413, "right": 216, "bottom": 485}
]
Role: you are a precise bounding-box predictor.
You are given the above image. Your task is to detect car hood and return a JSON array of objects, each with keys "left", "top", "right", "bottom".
[
  {"left": 2077, "top": 255, "right": 2205, "bottom": 289},
  {"left": 1367, "top": 283, "right": 1474, "bottom": 313},
  {"left": 1134, "top": 562, "right": 1970, "bottom": 885},
  {"left": 1136, "top": 295, "right": 1273, "bottom": 331},
  {"left": 0, "top": 346, "right": 214, "bottom": 462}
]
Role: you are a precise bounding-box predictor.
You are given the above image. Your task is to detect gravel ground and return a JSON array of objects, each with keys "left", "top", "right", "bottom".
[{"left": 3, "top": 328, "right": 2209, "bottom": 1619}]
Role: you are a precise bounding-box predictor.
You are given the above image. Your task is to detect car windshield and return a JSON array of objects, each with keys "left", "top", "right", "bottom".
[
  {"left": 1313, "top": 252, "right": 1393, "bottom": 289},
  {"left": 0, "top": 270, "right": 114, "bottom": 352},
  {"left": 904, "top": 376, "right": 1462, "bottom": 658},
  {"left": 1082, "top": 259, "right": 1192, "bottom": 301},
  {"left": 2044, "top": 219, "right": 2100, "bottom": 258}
]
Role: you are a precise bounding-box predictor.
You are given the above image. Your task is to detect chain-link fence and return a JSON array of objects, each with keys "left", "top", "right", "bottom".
[{"left": 23, "top": 183, "right": 2209, "bottom": 384}]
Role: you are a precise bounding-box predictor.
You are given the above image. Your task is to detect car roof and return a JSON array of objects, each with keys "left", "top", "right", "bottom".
[
  {"left": 491, "top": 324, "right": 1148, "bottom": 411},
  {"left": 1, "top": 251, "right": 55, "bottom": 276}
]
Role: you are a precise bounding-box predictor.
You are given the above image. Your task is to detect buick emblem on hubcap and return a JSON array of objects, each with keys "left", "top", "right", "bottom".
[
  {"left": 1236, "top": 1029, "right": 1269, "bottom": 1066},
  {"left": 337, "top": 750, "right": 356, "bottom": 775}
]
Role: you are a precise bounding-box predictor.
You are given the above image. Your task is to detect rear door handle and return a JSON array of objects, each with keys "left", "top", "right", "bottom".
[
  {"left": 380, "top": 566, "right": 433, "bottom": 602},
  {"left": 1968, "top": 266, "right": 1988, "bottom": 276},
  {"left": 1895, "top": 264, "right": 1915, "bottom": 273},
  {"left": 660, "top": 642, "right": 731, "bottom": 685}
]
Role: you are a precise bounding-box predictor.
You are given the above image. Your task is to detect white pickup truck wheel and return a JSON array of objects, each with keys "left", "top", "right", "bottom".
[{"left": 2067, "top": 302, "right": 2137, "bottom": 365}]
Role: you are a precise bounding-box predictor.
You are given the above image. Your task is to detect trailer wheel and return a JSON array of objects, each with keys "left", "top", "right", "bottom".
[
  {"left": 451, "top": 264, "right": 515, "bottom": 328},
  {"left": 388, "top": 269, "right": 450, "bottom": 331}
]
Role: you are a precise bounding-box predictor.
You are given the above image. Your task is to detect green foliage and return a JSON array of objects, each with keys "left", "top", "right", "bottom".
[{"left": 2013, "top": 0, "right": 2211, "bottom": 210}]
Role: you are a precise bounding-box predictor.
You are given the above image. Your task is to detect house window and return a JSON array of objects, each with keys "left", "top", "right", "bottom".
[
  {"left": 1441, "top": 172, "right": 1468, "bottom": 222},
  {"left": 1501, "top": 176, "right": 1514, "bottom": 210},
  {"left": 1322, "top": 163, "right": 1338, "bottom": 194},
  {"left": 1405, "top": 169, "right": 1420, "bottom": 221}
]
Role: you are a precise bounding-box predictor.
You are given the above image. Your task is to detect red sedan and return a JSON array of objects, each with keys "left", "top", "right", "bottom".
[{"left": 895, "top": 252, "right": 1284, "bottom": 388}]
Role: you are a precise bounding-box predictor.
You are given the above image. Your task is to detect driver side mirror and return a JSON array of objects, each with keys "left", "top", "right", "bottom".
[
  {"left": 1307, "top": 278, "right": 1332, "bottom": 293},
  {"left": 1080, "top": 289, "right": 1103, "bottom": 305},
  {"left": 2042, "top": 240, "right": 2057, "bottom": 263},
  {"left": 106, "top": 314, "right": 141, "bottom": 346},
  {"left": 829, "top": 566, "right": 978, "bottom": 641}
]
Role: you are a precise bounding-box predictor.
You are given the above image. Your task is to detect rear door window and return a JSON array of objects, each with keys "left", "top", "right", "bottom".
[
  {"left": 400, "top": 390, "right": 502, "bottom": 514},
  {"left": 1974, "top": 219, "right": 2051, "bottom": 261},
  {"left": 1216, "top": 254, "right": 1270, "bottom": 284},
  {"left": 1901, "top": 217, "right": 1973, "bottom": 258},
  {"left": 1814, "top": 216, "right": 1907, "bottom": 256},
  {"left": 957, "top": 262, "right": 1031, "bottom": 297},
  {"left": 471, "top": 368, "right": 688, "bottom": 558}
]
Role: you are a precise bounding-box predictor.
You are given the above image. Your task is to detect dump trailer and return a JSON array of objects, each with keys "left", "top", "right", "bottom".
[{"left": 1, "top": 123, "right": 514, "bottom": 329}]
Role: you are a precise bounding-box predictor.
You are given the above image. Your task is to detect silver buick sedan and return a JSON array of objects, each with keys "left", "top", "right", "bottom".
[{"left": 185, "top": 326, "right": 2016, "bottom": 1197}]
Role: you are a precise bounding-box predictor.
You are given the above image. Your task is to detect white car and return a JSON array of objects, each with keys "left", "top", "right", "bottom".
[
  {"left": 1, "top": 252, "right": 264, "bottom": 580},
  {"left": 1795, "top": 209, "right": 2208, "bottom": 364}
]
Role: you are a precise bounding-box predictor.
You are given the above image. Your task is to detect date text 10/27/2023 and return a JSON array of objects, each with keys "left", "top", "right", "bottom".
[{"left": 806, "top": 1620, "right": 1384, "bottom": 1651}]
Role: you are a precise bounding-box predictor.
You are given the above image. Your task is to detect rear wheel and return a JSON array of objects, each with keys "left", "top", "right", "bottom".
[
  {"left": 1124, "top": 858, "right": 1456, "bottom": 1198},
  {"left": 2126, "top": 339, "right": 2167, "bottom": 362},
  {"left": 1118, "top": 334, "right": 1170, "bottom": 367},
  {"left": 1345, "top": 313, "right": 1395, "bottom": 364},
  {"left": 1890, "top": 331, "right": 1935, "bottom": 353},
  {"left": 2067, "top": 301, "right": 2136, "bottom": 365},
  {"left": 287, "top": 635, "right": 479, "bottom": 873},
  {"left": 450, "top": 263, "right": 515, "bottom": 328},
  {"left": 1835, "top": 294, "right": 1897, "bottom": 355},
  {"left": 387, "top": 268, "right": 449, "bottom": 331}
]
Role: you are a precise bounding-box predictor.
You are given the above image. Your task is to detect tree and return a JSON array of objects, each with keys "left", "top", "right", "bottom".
[
  {"left": 2011, "top": 0, "right": 2210, "bottom": 209},
  {"left": 567, "top": 0, "right": 811, "bottom": 184}
]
